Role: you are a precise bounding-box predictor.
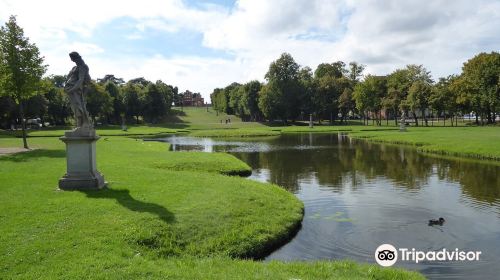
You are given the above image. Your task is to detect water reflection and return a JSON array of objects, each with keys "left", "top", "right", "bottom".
[{"left": 154, "top": 133, "right": 500, "bottom": 279}]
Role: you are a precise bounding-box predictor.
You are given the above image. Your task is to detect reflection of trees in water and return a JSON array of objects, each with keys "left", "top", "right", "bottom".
[
  {"left": 231, "top": 134, "right": 500, "bottom": 205},
  {"left": 436, "top": 161, "right": 500, "bottom": 204}
]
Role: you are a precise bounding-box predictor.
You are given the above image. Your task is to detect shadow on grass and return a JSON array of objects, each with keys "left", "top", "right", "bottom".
[
  {"left": 81, "top": 187, "right": 175, "bottom": 224},
  {"left": 0, "top": 149, "right": 65, "bottom": 162}
]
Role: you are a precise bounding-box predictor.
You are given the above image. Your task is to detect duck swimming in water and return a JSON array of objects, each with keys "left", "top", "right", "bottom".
[{"left": 428, "top": 217, "right": 445, "bottom": 226}]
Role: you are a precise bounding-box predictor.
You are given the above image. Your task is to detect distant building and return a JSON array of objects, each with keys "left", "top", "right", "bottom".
[{"left": 181, "top": 90, "right": 204, "bottom": 107}]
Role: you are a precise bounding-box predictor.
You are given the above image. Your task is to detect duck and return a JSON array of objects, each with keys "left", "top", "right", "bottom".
[{"left": 428, "top": 217, "right": 445, "bottom": 226}]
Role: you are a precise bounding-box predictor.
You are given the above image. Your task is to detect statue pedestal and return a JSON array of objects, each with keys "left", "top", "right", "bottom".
[
  {"left": 399, "top": 122, "right": 407, "bottom": 132},
  {"left": 59, "top": 129, "right": 106, "bottom": 190}
]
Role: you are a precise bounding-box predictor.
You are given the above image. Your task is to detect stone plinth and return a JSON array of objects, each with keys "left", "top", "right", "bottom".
[{"left": 59, "top": 128, "right": 106, "bottom": 190}]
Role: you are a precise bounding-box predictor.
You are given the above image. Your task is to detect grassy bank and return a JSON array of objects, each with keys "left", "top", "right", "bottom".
[
  {"left": 176, "top": 108, "right": 500, "bottom": 161},
  {"left": 189, "top": 128, "right": 281, "bottom": 138},
  {"left": 0, "top": 134, "right": 423, "bottom": 279},
  {"left": 2, "top": 125, "right": 183, "bottom": 137},
  {"left": 2, "top": 106, "right": 498, "bottom": 161},
  {"left": 349, "top": 126, "right": 500, "bottom": 160}
]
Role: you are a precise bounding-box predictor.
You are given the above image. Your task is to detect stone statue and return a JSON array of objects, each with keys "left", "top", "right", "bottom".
[
  {"left": 59, "top": 51, "right": 105, "bottom": 190},
  {"left": 64, "top": 51, "right": 92, "bottom": 133},
  {"left": 400, "top": 111, "right": 407, "bottom": 132}
]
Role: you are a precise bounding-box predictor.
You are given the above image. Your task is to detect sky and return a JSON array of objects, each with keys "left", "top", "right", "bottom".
[{"left": 0, "top": 0, "right": 499, "bottom": 100}]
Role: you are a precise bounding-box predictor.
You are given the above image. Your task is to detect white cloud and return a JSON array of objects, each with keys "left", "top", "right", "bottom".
[{"left": 1, "top": 0, "right": 498, "bottom": 100}]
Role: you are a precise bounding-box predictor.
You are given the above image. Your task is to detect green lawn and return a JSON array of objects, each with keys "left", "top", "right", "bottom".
[
  {"left": 0, "top": 134, "right": 423, "bottom": 279},
  {"left": 189, "top": 128, "right": 281, "bottom": 138},
  {"left": 2, "top": 107, "right": 498, "bottom": 161},
  {"left": 168, "top": 107, "right": 267, "bottom": 130},
  {"left": 349, "top": 126, "right": 500, "bottom": 160},
  {"left": 1, "top": 108, "right": 494, "bottom": 278},
  {"left": 3, "top": 124, "right": 183, "bottom": 137}
]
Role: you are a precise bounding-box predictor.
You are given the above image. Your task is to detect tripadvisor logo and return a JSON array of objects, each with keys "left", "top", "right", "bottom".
[
  {"left": 375, "top": 244, "right": 398, "bottom": 267},
  {"left": 375, "top": 244, "right": 482, "bottom": 267}
]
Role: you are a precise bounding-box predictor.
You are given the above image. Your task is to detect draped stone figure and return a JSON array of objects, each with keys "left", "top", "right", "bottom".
[
  {"left": 59, "top": 51, "right": 105, "bottom": 190},
  {"left": 64, "top": 51, "right": 92, "bottom": 133}
]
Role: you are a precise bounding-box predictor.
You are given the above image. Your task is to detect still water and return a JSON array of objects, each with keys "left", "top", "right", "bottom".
[{"left": 156, "top": 133, "right": 500, "bottom": 279}]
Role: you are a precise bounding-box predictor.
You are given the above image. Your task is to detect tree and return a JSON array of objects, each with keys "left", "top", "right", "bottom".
[
  {"left": 348, "top": 62, "right": 365, "bottom": 84},
  {"left": 353, "top": 75, "right": 387, "bottom": 125},
  {"left": 312, "top": 61, "right": 352, "bottom": 123},
  {"left": 228, "top": 83, "right": 243, "bottom": 117},
  {"left": 407, "top": 80, "right": 432, "bottom": 126},
  {"left": 122, "top": 82, "right": 143, "bottom": 124},
  {"left": 0, "top": 95, "right": 16, "bottom": 128},
  {"left": 298, "top": 67, "right": 315, "bottom": 119},
  {"left": 24, "top": 93, "right": 48, "bottom": 121},
  {"left": 210, "top": 88, "right": 225, "bottom": 113},
  {"left": 264, "top": 53, "right": 301, "bottom": 123},
  {"left": 0, "top": 16, "right": 47, "bottom": 148},
  {"left": 43, "top": 76, "right": 71, "bottom": 125},
  {"left": 104, "top": 81, "right": 123, "bottom": 124},
  {"left": 97, "top": 74, "right": 124, "bottom": 85},
  {"left": 339, "top": 87, "right": 354, "bottom": 123},
  {"left": 142, "top": 81, "right": 172, "bottom": 123},
  {"left": 430, "top": 76, "right": 459, "bottom": 126},
  {"left": 387, "top": 65, "right": 433, "bottom": 125},
  {"left": 240, "top": 80, "right": 262, "bottom": 121},
  {"left": 460, "top": 52, "right": 499, "bottom": 124},
  {"left": 258, "top": 82, "right": 283, "bottom": 121},
  {"left": 86, "top": 81, "right": 112, "bottom": 124}
]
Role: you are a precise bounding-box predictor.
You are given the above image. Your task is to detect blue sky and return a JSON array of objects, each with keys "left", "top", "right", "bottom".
[
  {"left": 0, "top": 0, "right": 499, "bottom": 100},
  {"left": 80, "top": 16, "right": 234, "bottom": 60}
]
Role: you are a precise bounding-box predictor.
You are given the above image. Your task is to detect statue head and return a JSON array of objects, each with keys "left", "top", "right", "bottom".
[{"left": 69, "top": 51, "right": 82, "bottom": 63}]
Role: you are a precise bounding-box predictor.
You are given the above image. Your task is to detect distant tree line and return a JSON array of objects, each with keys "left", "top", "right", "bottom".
[
  {"left": 212, "top": 52, "right": 499, "bottom": 126},
  {"left": 0, "top": 16, "right": 182, "bottom": 135},
  {"left": 0, "top": 74, "right": 178, "bottom": 128}
]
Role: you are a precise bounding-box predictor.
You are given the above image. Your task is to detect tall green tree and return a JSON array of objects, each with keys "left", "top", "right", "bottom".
[
  {"left": 298, "top": 67, "right": 315, "bottom": 119},
  {"left": 104, "top": 81, "right": 123, "bottom": 124},
  {"left": 142, "top": 80, "right": 173, "bottom": 123},
  {"left": 263, "top": 53, "right": 301, "bottom": 123},
  {"left": 240, "top": 80, "right": 262, "bottom": 121},
  {"left": 339, "top": 87, "right": 354, "bottom": 123},
  {"left": 86, "top": 81, "right": 112, "bottom": 124},
  {"left": 258, "top": 82, "right": 283, "bottom": 121},
  {"left": 430, "top": 76, "right": 459, "bottom": 126},
  {"left": 353, "top": 75, "right": 387, "bottom": 125},
  {"left": 0, "top": 16, "right": 47, "bottom": 148},
  {"left": 122, "top": 82, "right": 144, "bottom": 124},
  {"left": 407, "top": 80, "right": 432, "bottom": 126},
  {"left": 43, "top": 75, "right": 71, "bottom": 125},
  {"left": 460, "top": 52, "right": 499, "bottom": 124},
  {"left": 312, "top": 61, "right": 352, "bottom": 123},
  {"left": 228, "top": 83, "right": 243, "bottom": 117},
  {"left": 348, "top": 62, "right": 365, "bottom": 84},
  {"left": 387, "top": 65, "right": 432, "bottom": 125}
]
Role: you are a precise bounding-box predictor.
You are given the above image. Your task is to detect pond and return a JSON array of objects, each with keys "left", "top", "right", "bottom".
[{"left": 153, "top": 133, "right": 500, "bottom": 279}]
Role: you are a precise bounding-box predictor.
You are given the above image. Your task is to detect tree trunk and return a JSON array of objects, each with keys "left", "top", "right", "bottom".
[
  {"left": 487, "top": 108, "right": 493, "bottom": 124},
  {"left": 413, "top": 111, "right": 419, "bottom": 126},
  {"left": 19, "top": 101, "right": 29, "bottom": 149}
]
